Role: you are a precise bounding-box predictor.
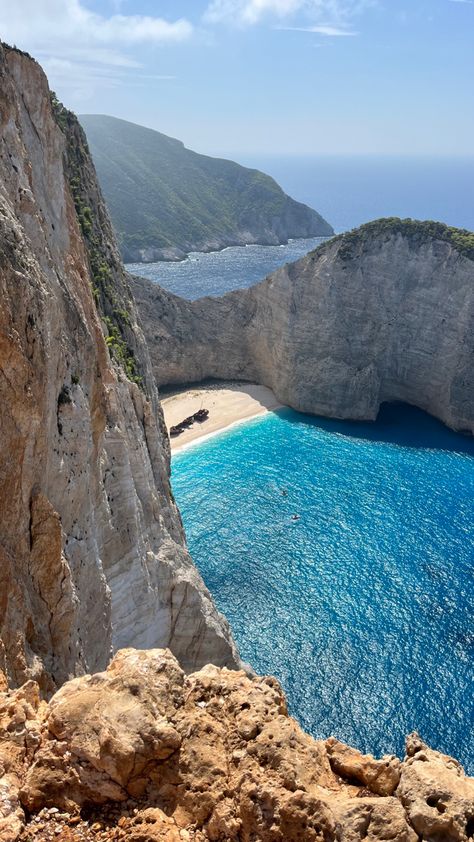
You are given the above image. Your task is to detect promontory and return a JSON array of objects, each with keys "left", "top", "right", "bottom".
[
  {"left": 1, "top": 40, "right": 473, "bottom": 842},
  {"left": 80, "top": 113, "right": 333, "bottom": 263}
]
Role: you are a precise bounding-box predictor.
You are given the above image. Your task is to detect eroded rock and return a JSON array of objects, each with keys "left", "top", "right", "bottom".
[
  {"left": 0, "top": 41, "right": 239, "bottom": 690},
  {"left": 4, "top": 649, "right": 469, "bottom": 841},
  {"left": 0, "top": 680, "right": 44, "bottom": 841},
  {"left": 398, "top": 733, "right": 474, "bottom": 841},
  {"left": 326, "top": 737, "right": 401, "bottom": 796},
  {"left": 133, "top": 219, "right": 474, "bottom": 436}
]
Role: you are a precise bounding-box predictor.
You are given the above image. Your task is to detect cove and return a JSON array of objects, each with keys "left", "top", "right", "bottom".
[{"left": 171, "top": 403, "right": 474, "bottom": 771}]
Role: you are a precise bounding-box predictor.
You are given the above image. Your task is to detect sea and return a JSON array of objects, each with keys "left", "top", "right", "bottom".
[
  {"left": 127, "top": 156, "right": 474, "bottom": 300},
  {"left": 172, "top": 405, "right": 474, "bottom": 772},
  {"left": 129, "top": 156, "right": 474, "bottom": 768}
]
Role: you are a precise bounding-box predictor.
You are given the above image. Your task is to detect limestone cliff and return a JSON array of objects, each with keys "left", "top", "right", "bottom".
[
  {"left": 1, "top": 649, "right": 473, "bottom": 841},
  {"left": 132, "top": 219, "right": 474, "bottom": 434},
  {"left": 0, "top": 42, "right": 238, "bottom": 692}
]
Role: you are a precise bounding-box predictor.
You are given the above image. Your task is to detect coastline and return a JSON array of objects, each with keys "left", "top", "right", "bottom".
[
  {"left": 161, "top": 382, "right": 283, "bottom": 454},
  {"left": 124, "top": 233, "right": 333, "bottom": 266}
]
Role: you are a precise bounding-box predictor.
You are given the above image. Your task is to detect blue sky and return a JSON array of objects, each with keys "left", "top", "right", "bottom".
[{"left": 0, "top": 0, "right": 473, "bottom": 157}]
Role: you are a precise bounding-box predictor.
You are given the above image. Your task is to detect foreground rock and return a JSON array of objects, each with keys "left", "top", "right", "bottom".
[
  {"left": 0, "top": 42, "right": 238, "bottom": 691},
  {"left": 0, "top": 649, "right": 470, "bottom": 840},
  {"left": 398, "top": 734, "right": 474, "bottom": 840},
  {"left": 132, "top": 219, "right": 474, "bottom": 434}
]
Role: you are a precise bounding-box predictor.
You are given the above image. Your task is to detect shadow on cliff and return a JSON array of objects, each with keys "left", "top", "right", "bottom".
[{"left": 286, "top": 402, "right": 474, "bottom": 457}]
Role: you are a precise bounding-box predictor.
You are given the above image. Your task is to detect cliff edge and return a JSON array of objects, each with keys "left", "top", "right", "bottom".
[
  {"left": 132, "top": 219, "right": 474, "bottom": 434},
  {"left": 1, "top": 649, "right": 473, "bottom": 841},
  {"left": 0, "top": 42, "right": 238, "bottom": 692},
  {"left": 1, "top": 44, "right": 472, "bottom": 842}
]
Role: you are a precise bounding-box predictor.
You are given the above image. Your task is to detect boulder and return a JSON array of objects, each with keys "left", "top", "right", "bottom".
[{"left": 398, "top": 733, "right": 474, "bottom": 841}]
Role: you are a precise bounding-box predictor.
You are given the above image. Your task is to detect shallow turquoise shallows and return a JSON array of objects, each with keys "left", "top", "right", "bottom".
[{"left": 171, "top": 404, "right": 474, "bottom": 771}]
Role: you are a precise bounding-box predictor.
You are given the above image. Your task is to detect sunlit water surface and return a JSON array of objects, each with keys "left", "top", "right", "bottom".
[
  {"left": 171, "top": 404, "right": 474, "bottom": 770},
  {"left": 127, "top": 237, "right": 325, "bottom": 300}
]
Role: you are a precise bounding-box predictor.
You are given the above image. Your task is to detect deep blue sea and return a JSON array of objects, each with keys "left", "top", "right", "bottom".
[
  {"left": 171, "top": 404, "right": 474, "bottom": 770},
  {"left": 133, "top": 155, "right": 474, "bottom": 767},
  {"left": 128, "top": 156, "right": 474, "bottom": 300},
  {"left": 240, "top": 156, "right": 474, "bottom": 236}
]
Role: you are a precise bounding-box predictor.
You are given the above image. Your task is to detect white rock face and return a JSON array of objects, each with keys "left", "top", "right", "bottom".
[
  {"left": 0, "top": 44, "right": 238, "bottom": 691},
  {"left": 132, "top": 224, "right": 474, "bottom": 434}
]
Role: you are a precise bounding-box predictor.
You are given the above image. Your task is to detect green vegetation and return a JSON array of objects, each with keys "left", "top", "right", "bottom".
[
  {"left": 50, "top": 96, "right": 143, "bottom": 388},
  {"left": 102, "top": 317, "right": 141, "bottom": 384},
  {"left": 79, "top": 114, "right": 333, "bottom": 260},
  {"left": 50, "top": 91, "right": 70, "bottom": 131},
  {"left": 1, "top": 42, "right": 34, "bottom": 61},
  {"left": 312, "top": 218, "right": 474, "bottom": 262}
]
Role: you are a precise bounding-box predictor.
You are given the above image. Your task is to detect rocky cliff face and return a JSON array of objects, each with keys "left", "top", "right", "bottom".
[
  {"left": 1, "top": 648, "right": 473, "bottom": 841},
  {"left": 132, "top": 219, "right": 474, "bottom": 434},
  {"left": 0, "top": 42, "right": 238, "bottom": 693}
]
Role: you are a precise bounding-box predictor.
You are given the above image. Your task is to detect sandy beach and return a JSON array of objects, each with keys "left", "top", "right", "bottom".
[{"left": 161, "top": 382, "right": 283, "bottom": 452}]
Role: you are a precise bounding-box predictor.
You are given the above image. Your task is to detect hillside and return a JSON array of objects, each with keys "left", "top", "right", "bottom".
[
  {"left": 80, "top": 114, "right": 333, "bottom": 262},
  {"left": 1, "top": 42, "right": 474, "bottom": 842}
]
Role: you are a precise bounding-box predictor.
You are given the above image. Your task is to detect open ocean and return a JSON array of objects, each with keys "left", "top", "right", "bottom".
[
  {"left": 239, "top": 155, "right": 474, "bottom": 236},
  {"left": 131, "top": 156, "right": 474, "bottom": 766}
]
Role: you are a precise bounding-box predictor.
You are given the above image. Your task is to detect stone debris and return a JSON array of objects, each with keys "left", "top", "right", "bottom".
[{"left": 0, "top": 38, "right": 473, "bottom": 842}]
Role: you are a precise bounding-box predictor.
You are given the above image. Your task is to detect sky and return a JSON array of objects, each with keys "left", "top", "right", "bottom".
[{"left": 0, "top": 0, "right": 473, "bottom": 157}]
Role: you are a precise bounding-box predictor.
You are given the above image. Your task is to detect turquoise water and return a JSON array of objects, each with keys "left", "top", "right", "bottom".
[{"left": 171, "top": 403, "right": 474, "bottom": 770}]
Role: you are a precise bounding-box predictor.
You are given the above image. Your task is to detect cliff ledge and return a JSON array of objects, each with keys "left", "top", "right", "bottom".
[{"left": 1, "top": 648, "right": 473, "bottom": 842}]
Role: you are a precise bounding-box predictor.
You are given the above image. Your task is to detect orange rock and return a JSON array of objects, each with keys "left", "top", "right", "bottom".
[
  {"left": 326, "top": 737, "right": 402, "bottom": 796},
  {"left": 15, "top": 648, "right": 472, "bottom": 841},
  {"left": 398, "top": 733, "right": 474, "bottom": 841}
]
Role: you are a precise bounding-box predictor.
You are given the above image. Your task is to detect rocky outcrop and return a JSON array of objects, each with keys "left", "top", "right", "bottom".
[
  {"left": 0, "top": 42, "right": 238, "bottom": 692},
  {"left": 0, "top": 648, "right": 471, "bottom": 841},
  {"left": 398, "top": 734, "right": 474, "bottom": 840},
  {"left": 132, "top": 219, "right": 474, "bottom": 434},
  {"left": 325, "top": 738, "right": 402, "bottom": 797}
]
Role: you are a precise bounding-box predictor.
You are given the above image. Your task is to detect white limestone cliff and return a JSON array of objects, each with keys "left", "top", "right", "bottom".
[
  {"left": 132, "top": 220, "right": 474, "bottom": 435},
  {"left": 0, "top": 43, "right": 239, "bottom": 692}
]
